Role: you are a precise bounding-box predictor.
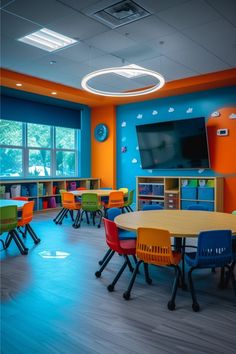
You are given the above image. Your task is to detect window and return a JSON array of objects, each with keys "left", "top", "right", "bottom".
[{"left": 0, "top": 119, "right": 78, "bottom": 178}]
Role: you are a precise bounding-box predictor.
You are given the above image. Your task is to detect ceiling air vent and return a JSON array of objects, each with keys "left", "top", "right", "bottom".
[{"left": 92, "top": 0, "right": 150, "bottom": 29}]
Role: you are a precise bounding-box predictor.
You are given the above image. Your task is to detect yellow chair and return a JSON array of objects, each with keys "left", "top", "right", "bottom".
[{"left": 123, "top": 227, "right": 182, "bottom": 310}]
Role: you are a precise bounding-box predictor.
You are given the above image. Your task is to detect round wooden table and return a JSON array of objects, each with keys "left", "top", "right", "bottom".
[
  {"left": 71, "top": 189, "right": 122, "bottom": 197},
  {"left": 115, "top": 210, "right": 236, "bottom": 237}
]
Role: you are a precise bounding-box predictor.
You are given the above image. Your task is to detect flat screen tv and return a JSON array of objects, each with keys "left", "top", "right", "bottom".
[{"left": 136, "top": 117, "right": 210, "bottom": 169}]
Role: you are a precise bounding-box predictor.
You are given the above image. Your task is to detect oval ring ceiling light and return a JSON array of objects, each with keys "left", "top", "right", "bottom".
[{"left": 81, "top": 67, "right": 165, "bottom": 97}]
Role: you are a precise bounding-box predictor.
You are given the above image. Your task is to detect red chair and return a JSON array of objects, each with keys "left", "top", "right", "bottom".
[
  {"left": 12, "top": 197, "right": 29, "bottom": 201},
  {"left": 95, "top": 217, "right": 136, "bottom": 292},
  {"left": 17, "top": 201, "right": 40, "bottom": 244}
]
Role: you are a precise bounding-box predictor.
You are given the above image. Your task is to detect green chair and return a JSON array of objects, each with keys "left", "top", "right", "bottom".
[
  {"left": 124, "top": 190, "right": 134, "bottom": 212},
  {"left": 78, "top": 193, "right": 103, "bottom": 228},
  {"left": 0, "top": 206, "right": 28, "bottom": 255}
]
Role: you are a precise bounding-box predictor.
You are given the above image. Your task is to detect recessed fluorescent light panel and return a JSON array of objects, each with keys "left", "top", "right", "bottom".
[
  {"left": 18, "top": 28, "right": 77, "bottom": 52},
  {"left": 115, "top": 64, "right": 147, "bottom": 78}
]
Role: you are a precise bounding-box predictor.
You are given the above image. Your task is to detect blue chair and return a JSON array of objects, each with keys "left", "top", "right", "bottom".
[
  {"left": 185, "top": 229, "right": 233, "bottom": 312},
  {"left": 143, "top": 204, "right": 163, "bottom": 211},
  {"left": 187, "top": 204, "right": 209, "bottom": 211},
  {"left": 95, "top": 208, "right": 137, "bottom": 278}
]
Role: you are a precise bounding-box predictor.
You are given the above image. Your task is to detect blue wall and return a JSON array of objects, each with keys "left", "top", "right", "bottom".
[
  {"left": 116, "top": 85, "right": 236, "bottom": 192},
  {"left": 1, "top": 93, "right": 91, "bottom": 178}
]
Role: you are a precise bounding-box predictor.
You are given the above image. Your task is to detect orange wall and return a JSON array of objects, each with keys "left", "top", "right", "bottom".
[
  {"left": 91, "top": 105, "right": 116, "bottom": 188},
  {"left": 207, "top": 107, "right": 236, "bottom": 212}
]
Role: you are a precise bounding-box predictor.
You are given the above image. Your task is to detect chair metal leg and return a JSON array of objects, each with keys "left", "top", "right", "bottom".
[
  {"left": 188, "top": 267, "right": 200, "bottom": 312},
  {"left": 53, "top": 208, "right": 64, "bottom": 223},
  {"left": 97, "top": 210, "right": 103, "bottom": 228},
  {"left": 144, "top": 263, "right": 152, "bottom": 284},
  {"left": 5, "top": 230, "right": 28, "bottom": 255},
  {"left": 181, "top": 238, "right": 187, "bottom": 290},
  {"left": 107, "top": 255, "right": 128, "bottom": 292},
  {"left": 69, "top": 210, "right": 74, "bottom": 221},
  {"left": 85, "top": 211, "right": 90, "bottom": 224},
  {"left": 167, "top": 265, "right": 181, "bottom": 311},
  {"left": 126, "top": 256, "right": 134, "bottom": 273},
  {"left": 123, "top": 260, "right": 143, "bottom": 300},
  {"left": 72, "top": 210, "right": 81, "bottom": 228},
  {"left": 95, "top": 250, "right": 116, "bottom": 278},
  {"left": 98, "top": 248, "right": 112, "bottom": 265},
  {"left": 26, "top": 224, "right": 41, "bottom": 244},
  {"left": 57, "top": 208, "right": 68, "bottom": 225},
  {"left": 0, "top": 239, "right": 5, "bottom": 249},
  {"left": 230, "top": 262, "right": 236, "bottom": 298}
]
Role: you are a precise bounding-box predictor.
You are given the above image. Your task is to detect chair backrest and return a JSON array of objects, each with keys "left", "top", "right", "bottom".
[
  {"left": 196, "top": 230, "right": 232, "bottom": 267},
  {"left": 136, "top": 227, "right": 175, "bottom": 266},
  {"left": 126, "top": 190, "right": 134, "bottom": 206},
  {"left": 0, "top": 206, "right": 18, "bottom": 233},
  {"left": 119, "top": 187, "right": 128, "bottom": 194},
  {"left": 81, "top": 193, "right": 100, "bottom": 212},
  {"left": 61, "top": 192, "right": 75, "bottom": 206},
  {"left": 103, "top": 217, "right": 126, "bottom": 253},
  {"left": 12, "top": 197, "right": 29, "bottom": 201},
  {"left": 107, "top": 191, "right": 124, "bottom": 208},
  {"left": 107, "top": 208, "right": 121, "bottom": 221},
  {"left": 188, "top": 204, "right": 209, "bottom": 211},
  {"left": 143, "top": 204, "right": 163, "bottom": 211},
  {"left": 20, "top": 201, "right": 34, "bottom": 224}
]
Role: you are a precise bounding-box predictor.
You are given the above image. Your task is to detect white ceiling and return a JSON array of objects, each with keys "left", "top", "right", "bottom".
[{"left": 1, "top": 0, "right": 236, "bottom": 92}]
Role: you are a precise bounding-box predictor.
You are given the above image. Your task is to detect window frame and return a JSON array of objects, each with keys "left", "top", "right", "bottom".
[{"left": 0, "top": 120, "right": 79, "bottom": 179}]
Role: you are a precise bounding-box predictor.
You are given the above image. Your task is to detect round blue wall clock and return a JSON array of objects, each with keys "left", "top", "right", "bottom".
[{"left": 94, "top": 123, "right": 108, "bottom": 142}]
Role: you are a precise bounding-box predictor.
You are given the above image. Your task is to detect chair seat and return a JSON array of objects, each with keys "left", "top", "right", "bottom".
[
  {"left": 172, "top": 251, "right": 182, "bottom": 265},
  {"left": 119, "top": 239, "right": 136, "bottom": 252},
  {"left": 64, "top": 203, "right": 81, "bottom": 210},
  {"left": 118, "top": 230, "right": 136, "bottom": 240}
]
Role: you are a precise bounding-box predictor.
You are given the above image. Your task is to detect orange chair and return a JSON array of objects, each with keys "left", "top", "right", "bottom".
[
  {"left": 76, "top": 187, "right": 87, "bottom": 190},
  {"left": 103, "top": 191, "right": 124, "bottom": 217},
  {"left": 59, "top": 192, "right": 81, "bottom": 228},
  {"left": 17, "top": 201, "right": 40, "bottom": 244},
  {"left": 123, "top": 228, "right": 182, "bottom": 311}
]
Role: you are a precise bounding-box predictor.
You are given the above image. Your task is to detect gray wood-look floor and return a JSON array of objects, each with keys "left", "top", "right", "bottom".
[{"left": 1, "top": 211, "right": 235, "bottom": 354}]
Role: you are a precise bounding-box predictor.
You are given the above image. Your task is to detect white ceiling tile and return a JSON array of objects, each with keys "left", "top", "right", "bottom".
[
  {"left": 140, "top": 55, "right": 197, "bottom": 81},
  {"left": 48, "top": 11, "right": 108, "bottom": 41},
  {"left": 115, "top": 15, "right": 176, "bottom": 42},
  {"left": 85, "top": 30, "right": 136, "bottom": 53},
  {"left": 134, "top": 0, "right": 191, "bottom": 14},
  {"left": 182, "top": 18, "right": 236, "bottom": 65},
  {"left": 148, "top": 32, "right": 198, "bottom": 54},
  {"left": 166, "top": 46, "right": 231, "bottom": 73},
  {"left": 1, "top": 10, "right": 41, "bottom": 38},
  {"left": 2, "top": 0, "right": 77, "bottom": 26},
  {"left": 206, "top": 0, "right": 236, "bottom": 26},
  {"left": 112, "top": 44, "right": 161, "bottom": 65},
  {"left": 157, "top": 0, "right": 220, "bottom": 30},
  {"left": 1, "top": 35, "right": 48, "bottom": 68},
  {"left": 54, "top": 42, "right": 105, "bottom": 62}
]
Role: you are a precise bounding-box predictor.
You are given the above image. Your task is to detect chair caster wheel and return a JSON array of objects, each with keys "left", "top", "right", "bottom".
[
  {"left": 107, "top": 284, "right": 114, "bottom": 292},
  {"left": 98, "top": 260, "right": 103, "bottom": 265},
  {"left": 35, "top": 239, "right": 41, "bottom": 244},
  {"left": 192, "top": 302, "right": 200, "bottom": 312},
  {"left": 72, "top": 225, "right": 78, "bottom": 229},
  {"left": 95, "top": 271, "right": 101, "bottom": 278},
  {"left": 167, "top": 301, "right": 175, "bottom": 311},
  {"left": 58, "top": 222, "right": 62, "bottom": 225},
  {"left": 97, "top": 225, "right": 101, "bottom": 228},
  {"left": 22, "top": 249, "right": 29, "bottom": 255},
  {"left": 123, "top": 291, "right": 130, "bottom": 300},
  {"left": 146, "top": 278, "right": 152, "bottom": 285}
]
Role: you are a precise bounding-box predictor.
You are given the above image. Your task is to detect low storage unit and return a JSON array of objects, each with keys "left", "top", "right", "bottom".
[
  {"left": 136, "top": 176, "right": 223, "bottom": 212},
  {"left": 0, "top": 178, "right": 100, "bottom": 212}
]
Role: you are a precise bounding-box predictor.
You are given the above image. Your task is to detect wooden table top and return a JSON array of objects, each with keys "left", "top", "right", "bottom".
[
  {"left": 70, "top": 189, "right": 123, "bottom": 197},
  {"left": 115, "top": 210, "right": 236, "bottom": 238},
  {"left": 0, "top": 199, "right": 28, "bottom": 209}
]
